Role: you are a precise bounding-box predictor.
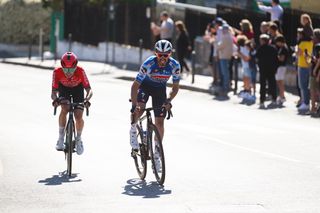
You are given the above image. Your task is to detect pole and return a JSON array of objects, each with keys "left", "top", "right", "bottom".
[
  {"left": 233, "top": 56, "right": 239, "bottom": 95},
  {"left": 68, "top": 33, "right": 72, "bottom": 51},
  {"left": 191, "top": 50, "right": 196, "bottom": 84},
  {"left": 139, "top": 39, "right": 143, "bottom": 65},
  {"left": 28, "top": 34, "right": 32, "bottom": 61},
  {"left": 39, "top": 28, "right": 44, "bottom": 61}
]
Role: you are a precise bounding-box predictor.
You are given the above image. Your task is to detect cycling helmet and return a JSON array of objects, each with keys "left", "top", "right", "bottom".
[
  {"left": 61, "top": 52, "right": 78, "bottom": 68},
  {"left": 155, "top": 40, "right": 172, "bottom": 54}
]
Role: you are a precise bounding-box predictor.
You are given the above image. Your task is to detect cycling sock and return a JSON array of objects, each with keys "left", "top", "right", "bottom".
[
  {"left": 131, "top": 123, "right": 137, "bottom": 131},
  {"left": 59, "top": 126, "right": 65, "bottom": 140}
]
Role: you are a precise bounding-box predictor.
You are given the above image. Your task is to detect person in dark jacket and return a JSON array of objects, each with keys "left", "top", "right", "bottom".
[
  {"left": 256, "top": 34, "right": 278, "bottom": 108},
  {"left": 175, "top": 20, "right": 191, "bottom": 74}
]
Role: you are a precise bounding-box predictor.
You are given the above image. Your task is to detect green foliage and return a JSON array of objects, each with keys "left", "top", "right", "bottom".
[
  {"left": 41, "top": 0, "right": 63, "bottom": 11},
  {"left": 0, "top": 0, "right": 52, "bottom": 44}
]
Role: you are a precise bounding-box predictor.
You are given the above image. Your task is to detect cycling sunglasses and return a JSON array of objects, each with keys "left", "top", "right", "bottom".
[
  {"left": 156, "top": 53, "right": 170, "bottom": 58},
  {"left": 62, "top": 67, "right": 77, "bottom": 74}
]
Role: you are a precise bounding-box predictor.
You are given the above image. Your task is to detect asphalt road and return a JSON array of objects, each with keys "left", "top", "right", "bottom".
[{"left": 0, "top": 63, "right": 320, "bottom": 213}]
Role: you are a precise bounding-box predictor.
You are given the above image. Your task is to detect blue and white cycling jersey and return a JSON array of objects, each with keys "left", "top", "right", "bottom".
[{"left": 135, "top": 55, "right": 181, "bottom": 87}]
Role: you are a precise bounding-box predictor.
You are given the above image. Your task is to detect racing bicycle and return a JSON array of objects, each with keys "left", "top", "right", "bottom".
[
  {"left": 54, "top": 96, "right": 89, "bottom": 177},
  {"left": 131, "top": 106, "right": 172, "bottom": 185}
]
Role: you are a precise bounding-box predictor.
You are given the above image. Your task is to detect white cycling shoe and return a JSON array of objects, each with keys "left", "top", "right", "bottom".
[
  {"left": 75, "top": 139, "right": 84, "bottom": 155},
  {"left": 56, "top": 139, "right": 65, "bottom": 151}
]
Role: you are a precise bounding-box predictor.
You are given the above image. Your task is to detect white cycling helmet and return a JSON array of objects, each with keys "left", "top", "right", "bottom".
[{"left": 155, "top": 40, "right": 172, "bottom": 53}]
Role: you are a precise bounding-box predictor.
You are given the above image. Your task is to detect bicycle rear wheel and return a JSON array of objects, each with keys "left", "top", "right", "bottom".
[
  {"left": 132, "top": 125, "right": 147, "bottom": 180},
  {"left": 149, "top": 124, "right": 165, "bottom": 185},
  {"left": 65, "top": 120, "right": 74, "bottom": 177}
]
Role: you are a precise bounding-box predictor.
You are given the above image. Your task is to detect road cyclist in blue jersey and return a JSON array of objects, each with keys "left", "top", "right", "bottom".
[{"left": 129, "top": 40, "right": 181, "bottom": 169}]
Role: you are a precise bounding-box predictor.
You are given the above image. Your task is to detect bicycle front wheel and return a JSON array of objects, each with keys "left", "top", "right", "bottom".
[
  {"left": 65, "top": 120, "right": 74, "bottom": 177},
  {"left": 132, "top": 125, "right": 147, "bottom": 180},
  {"left": 149, "top": 124, "right": 165, "bottom": 185}
]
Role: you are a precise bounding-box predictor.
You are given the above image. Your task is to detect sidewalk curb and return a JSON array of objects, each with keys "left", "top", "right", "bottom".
[
  {"left": 1, "top": 59, "right": 54, "bottom": 70},
  {"left": 116, "top": 76, "right": 210, "bottom": 94},
  {"left": 1, "top": 60, "right": 211, "bottom": 94}
]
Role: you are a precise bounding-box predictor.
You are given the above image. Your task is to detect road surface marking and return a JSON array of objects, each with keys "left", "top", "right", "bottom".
[{"left": 200, "top": 135, "right": 303, "bottom": 163}]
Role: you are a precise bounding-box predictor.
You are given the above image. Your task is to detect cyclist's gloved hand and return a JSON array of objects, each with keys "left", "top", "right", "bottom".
[
  {"left": 84, "top": 100, "right": 91, "bottom": 108},
  {"left": 130, "top": 105, "right": 136, "bottom": 113},
  {"left": 52, "top": 98, "right": 60, "bottom": 107},
  {"left": 163, "top": 99, "right": 172, "bottom": 111}
]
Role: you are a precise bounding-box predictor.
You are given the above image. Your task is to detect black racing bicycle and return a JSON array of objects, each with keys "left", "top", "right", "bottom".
[
  {"left": 131, "top": 107, "right": 172, "bottom": 185},
  {"left": 54, "top": 96, "right": 89, "bottom": 177}
]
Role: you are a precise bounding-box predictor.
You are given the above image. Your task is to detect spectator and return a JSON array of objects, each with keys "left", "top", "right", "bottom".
[
  {"left": 234, "top": 19, "right": 255, "bottom": 40},
  {"left": 256, "top": 34, "right": 278, "bottom": 109},
  {"left": 300, "top": 14, "right": 313, "bottom": 41},
  {"left": 274, "top": 35, "right": 289, "bottom": 106},
  {"left": 260, "top": 21, "right": 270, "bottom": 35},
  {"left": 213, "top": 17, "right": 225, "bottom": 90},
  {"left": 216, "top": 24, "right": 234, "bottom": 97},
  {"left": 296, "top": 28, "right": 313, "bottom": 113},
  {"left": 258, "top": 0, "right": 283, "bottom": 24},
  {"left": 310, "top": 29, "right": 320, "bottom": 116},
  {"left": 268, "top": 22, "right": 282, "bottom": 45},
  {"left": 237, "top": 35, "right": 252, "bottom": 98},
  {"left": 203, "top": 22, "right": 218, "bottom": 85},
  {"left": 151, "top": 11, "right": 174, "bottom": 42},
  {"left": 248, "top": 40, "right": 258, "bottom": 96},
  {"left": 175, "top": 20, "right": 191, "bottom": 74}
]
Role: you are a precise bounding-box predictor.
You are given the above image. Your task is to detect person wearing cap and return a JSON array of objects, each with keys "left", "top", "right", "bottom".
[
  {"left": 216, "top": 24, "right": 234, "bottom": 97},
  {"left": 256, "top": 34, "right": 278, "bottom": 109}
]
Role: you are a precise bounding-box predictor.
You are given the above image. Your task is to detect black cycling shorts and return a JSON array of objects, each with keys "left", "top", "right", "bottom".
[
  {"left": 137, "top": 83, "right": 167, "bottom": 118},
  {"left": 58, "top": 83, "right": 84, "bottom": 109}
]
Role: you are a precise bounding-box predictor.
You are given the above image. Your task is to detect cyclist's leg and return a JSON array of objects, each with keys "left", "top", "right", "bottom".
[
  {"left": 72, "top": 84, "right": 85, "bottom": 140},
  {"left": 130, "top": 87, "right": 148, "bottom": 150},
  {"left": 72, "top": 84, "right": 85, "bottom": 155},
  {"left": 56, "top": 85, "right": 70, "bottom": 150},
  {"left": 58, "top": 85, "right": 71, "bottom": 138},
  {"left": 152, "top": 86, "right": 167, "bottom": 142}
]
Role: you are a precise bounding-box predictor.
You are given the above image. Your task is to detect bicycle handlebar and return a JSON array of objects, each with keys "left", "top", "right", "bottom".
[
  {"left": 129, "top": 99, "right": 173, "bottom": 120},
  {"left": 53, "top": 102, "right": 90, "bottom": 116}
]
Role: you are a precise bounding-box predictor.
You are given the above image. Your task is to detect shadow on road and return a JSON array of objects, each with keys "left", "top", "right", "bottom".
[
  {"left": 38, "top": 171, "right": 82, "bottom": 185},
  {"left": 122, "top": 178, "right": 171, "bottom": 198}
]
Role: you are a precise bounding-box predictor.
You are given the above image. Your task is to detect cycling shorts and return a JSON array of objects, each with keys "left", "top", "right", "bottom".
[
  {"left": 137, "top": 83, "right": 167, "bottom": 118},
  {"left": 58, "top": 83, "right": 84, "bottom": 110}
]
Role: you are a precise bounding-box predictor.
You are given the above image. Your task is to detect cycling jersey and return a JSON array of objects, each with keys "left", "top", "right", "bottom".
[
  {"left": 52, "top": 66, "right": 90, "bottom": 90},
  {"left": 135, "top": 56, "right": 181, "bottom": 87}
]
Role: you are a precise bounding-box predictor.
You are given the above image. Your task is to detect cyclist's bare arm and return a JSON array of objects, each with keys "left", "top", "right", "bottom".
[
  {"left": 131, "top": 80, "right": 141, "bottom": 107},
  {"left": 168, "top": 82, "right": 179, "bottom": 102},
  {"left": 85, "top": 87, "right": 93, "bottom": 101},
  {"left": 51, "top": 90, "right": 58, "bottom": 101}
]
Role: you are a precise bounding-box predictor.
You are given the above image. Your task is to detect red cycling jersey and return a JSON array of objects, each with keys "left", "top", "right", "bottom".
[{"left": 52, "top": 66, "right": 91, "bottom": 90}]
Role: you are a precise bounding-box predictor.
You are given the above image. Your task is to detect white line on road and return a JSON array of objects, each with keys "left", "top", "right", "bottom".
[{"left": 200, "top": 135, "right": 304, "bottom": 163}]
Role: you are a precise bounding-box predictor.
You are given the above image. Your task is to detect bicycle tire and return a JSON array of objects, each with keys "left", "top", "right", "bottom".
[
  {"left": 65, "top": 120, "right": 74, "bottom": 177},
  {"left": 132, "top": 125, "right": 147, "bottom": 180},
  {"left": 149, "top": 124, "right": 165, "bottom": 185}
]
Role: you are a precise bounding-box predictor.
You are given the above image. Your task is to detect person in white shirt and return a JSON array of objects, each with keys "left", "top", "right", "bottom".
[
  {"left": 151, "top": 11, "right": 174, "bottom": 43},
  {"left": 258, "top": 0, "right": 283, "bottom": 23}
]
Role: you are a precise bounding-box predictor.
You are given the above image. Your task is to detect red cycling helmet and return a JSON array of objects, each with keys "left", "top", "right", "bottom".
[{"left": 61, "top": 52, "right": 78, "bottom": 68}]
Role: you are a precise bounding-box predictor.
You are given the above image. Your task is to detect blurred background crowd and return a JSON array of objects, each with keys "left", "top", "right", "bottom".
[{"left": 1, "top": 0, "right": 320, "bottom": 116}]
